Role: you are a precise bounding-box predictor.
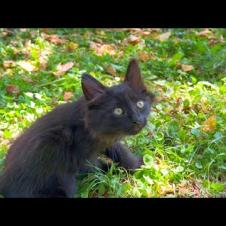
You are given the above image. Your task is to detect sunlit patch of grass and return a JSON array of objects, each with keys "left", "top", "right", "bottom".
[{"left": 0, "top": 28, "right": 225, "bottom": 197}]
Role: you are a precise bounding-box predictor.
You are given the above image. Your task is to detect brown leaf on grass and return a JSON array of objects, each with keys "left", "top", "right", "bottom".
[
  {"left": 53, "top": 62, "right": 74, "bottom": 77},
  {"left": 157, "top": 31, "right": 171, "bottom": 41},
  {"left": 67, "top": 42, "right": 78, "bottom": 51},
  {"left": 41, "top": 28, "right": 50, "bottom": 33},
  {"left": 191, "top": 181, "right": 201, "bottom": 197},
  {"left": 3, "top": 60, "right": 16, "bottom": 68},
  {"left": 22, "top": 76, "right": 33, "bottom": 83},
  {"left": 202, "top": 115, "right": 217, "bottom": 132},
  {"left": 39, "top": 55, "right": 48, "bottom": 70},
  {"left": 20, "top": 29, "right": 27, "bottom": 32},
  {"left": 44, "top": 34, "right": 65, "bottom": 45},
  {"left": 181, "top": 64, "right": 194, "bottom": 72},
  {"left": 138, "top": 51, "right": 155, "bottom": 62},
  {"left": 158, "top": 184, "right": 175, "bottom": 196},
  {"left": 126, "top": 34, "right": 141, "bottom": 45},
  {"left": 104, "top": 191, "right": 109, "bottom": 198},
  {"left": 117, "top": 51, "right": 124, "bottom": 58},
  {"left": 146, "top": 28, "right": 161, "bottom": 33},
  {"left": 5, "top": 84, "right": 20, "bottom": 95},
  {"left": 105, "top": 65, "right": 116, "bottom": 76},
  {"left": 10, "top": 40, "right": 19, "bottom": 46},
  {"left": 0, "top": 29, "right": 14, "bottom": 37},
  {"left": 208, "top": 35, "right": 224, "bottom": 46},
  {"left": 177, "top": 181, "right": 192, "bottom": 197},
  {"left": 176, "top": 97, "right": 183, "bottom": 105},
  {"left": 128, "top": 28, "right": 160, "bottom": 36},
  {"left": 63, "top": 92, "right": 73, "bottom": 101},
  {"left": 38, "top": 48, "right": 51, "bottom": 70},
  {"left": 178, "top": 180, "right": 202, "bottom": 197},
  {"left": 141, "top": 31, "right": 151, "bottom": 36},
  {"left": 90, "top": 42, "right": 116, "bottom": 56},
  {"left": 197, "top": 29, "right": 213, "bottom": 38},
  {"left": 17, "top": 61, "right": 37, "bottom": 72}
]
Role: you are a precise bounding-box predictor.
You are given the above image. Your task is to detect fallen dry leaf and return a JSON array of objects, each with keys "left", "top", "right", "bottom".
[
  {"left": 10, "top": 40, "right": 19, "bottom": 46},
  {"left": 158, "top": 184, "right": 175, "bottom": 195},
  {"left": 37, "top": 47, "right": 52, "bottom": 70},
  {"left": 53, "top": 62, "right": 74, "bottom": 77},
  {"left": 117, "top": 51, "right": 124, "bottom": 58},
  {"left": 127, "top": 28, "right": 160, "bottom": 36},
  {"left": 63, "top": 92, "right": 73, "bottom": 101},
  {"left": 90, "top": 42, "right": 116, "bottom": 56},
  {"left": 41, "top": 28, "right": 50, "bottom": 33},
  {"left": 44, "top": 34, "right": 65, "bottom": 45},
  {"left": 24, "top": 40, "right": 31, "bottom": 48},
  {"left": 202, "top": 115, "right": 217, "bottom": 132},
  {"left": 39, "top": 56, "right": 48, "bottom": 70},
  {"left": 20, "top": 28, "right": 27, "bottom": 32},
  {"left": 105, "top": 65, "right": 116, "bottom": 76},
  {"left": 0, "top": 29, "right": 14, "bottom": 37},
  {"left": 67, "top": 42, "right": 78, "bottom": 51},
  {"left": 208, "top": 35, "right": 224, "bottom": 46},
  {"left": 3, "top": 60, "right": 16, "bottom": 68},
  {"left": 191, "top": 181, "right": 201, "bottom": 197},
  {"left": 146, "top": 28, "right": 161, "bottom": 33},
  {"left": 197, "top": 29, "right": 213, "bottom": 38},
  {"left": 38, "top": 49, "right": 51, "bottom": 70},
  {"left": 5, "top": 84, "right": 20, "bottom": 95},
  {"left": 157, "top": 31, "right": 171, "bottom": 41},
  {"left": 127, "top": 34, "right": 141, "bottom": 45},
  {"left": 141, "top": 31, "right": 151, "bottom": 36},
  {"left": 22, "top": 76, "right": 33, "bottom": 83},
  {"left": 138, "top": 51, "right": 155, "bottom": 62},
  {"left": 181, "top": 64, "right": 194, "bottom": 72},
  {"left": 17, "top": 61, "right": 37, "bottom": 72}
]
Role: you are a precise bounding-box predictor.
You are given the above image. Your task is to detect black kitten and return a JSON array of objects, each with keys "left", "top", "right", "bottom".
[{"left": 0, "top": 59, "right": 155, "bottom": 197}]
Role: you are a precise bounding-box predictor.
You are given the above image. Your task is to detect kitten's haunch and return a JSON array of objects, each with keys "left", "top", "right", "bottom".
[{"left": 0, "top": 59, "right": 155, "bottom": 197}]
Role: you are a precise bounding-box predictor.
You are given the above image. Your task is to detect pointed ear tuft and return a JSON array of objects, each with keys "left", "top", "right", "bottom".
[
  {"left": 81, "top": 73, "right": 106, "bottom": 101},
  {"left": 124, "top": 58, "right": 146, "bottom": 92}
]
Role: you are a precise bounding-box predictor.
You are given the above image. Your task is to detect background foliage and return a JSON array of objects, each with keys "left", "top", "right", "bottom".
[{"left": 0, "top": 28, "right": 225, "bottom": 197}]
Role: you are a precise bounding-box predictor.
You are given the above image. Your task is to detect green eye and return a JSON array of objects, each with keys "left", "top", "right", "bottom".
[
  {"left": 137, "top": 100, "right": 144, "bottom": 108},
  {"left": 113, "top": 108, "right": 123, "bottom": 116}
]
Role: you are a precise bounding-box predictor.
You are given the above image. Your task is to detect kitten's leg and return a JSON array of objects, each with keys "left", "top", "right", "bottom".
[
  {"left": 105, "top": 142, "right": 143, "bottom": 171},
  {"left": 58, "top": 173, "right": 77, "bottom": 198},
  {"left": 38, "top": 174, "right": 77, "bottom": 198},
  {"left": 96, "top": 158, "right": 112, "bottom": 172},
  {"left": 80, "top": 159, "right": 111, "bottom": 173}
]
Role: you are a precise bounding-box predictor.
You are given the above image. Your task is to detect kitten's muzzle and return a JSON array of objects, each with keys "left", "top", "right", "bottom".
[
  {"left": 132, "top": 117, "right": 145, "bottom": 127},
  {"left": 131, "top": 118, "right": 146, "bottom": 132}
]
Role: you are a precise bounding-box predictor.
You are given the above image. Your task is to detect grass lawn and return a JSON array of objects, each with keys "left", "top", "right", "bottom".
[{"left": 0, "top": 28, "right": 225, "bottom": 197}]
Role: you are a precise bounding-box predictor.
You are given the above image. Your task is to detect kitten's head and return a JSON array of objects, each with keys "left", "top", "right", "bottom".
[{"left": 82, "top": 59, "right": 155, "bottom": 137}]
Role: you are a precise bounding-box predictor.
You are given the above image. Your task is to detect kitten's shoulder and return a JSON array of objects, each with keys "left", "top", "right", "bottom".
[{"left": 46, "top": 96, "right": 86, "bottom": 124}]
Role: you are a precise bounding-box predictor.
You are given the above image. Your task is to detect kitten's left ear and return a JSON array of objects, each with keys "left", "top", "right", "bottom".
[{"left": 124, "top": 58, "right": 146, "bottom": 93}]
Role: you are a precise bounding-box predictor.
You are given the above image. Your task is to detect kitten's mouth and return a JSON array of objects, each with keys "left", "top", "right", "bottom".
[{"left": 127, "top": 125, "right": 144, "bottom": 135}]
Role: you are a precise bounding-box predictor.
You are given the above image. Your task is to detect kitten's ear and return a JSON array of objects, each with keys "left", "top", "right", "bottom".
[
  {"left": 81, "top": 73, "right": 106, "bottom": 101},
  {"left": 124, "top": 58, "right": 146, "bottom": 92}
]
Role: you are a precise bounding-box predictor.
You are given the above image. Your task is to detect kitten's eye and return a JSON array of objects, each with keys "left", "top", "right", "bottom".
[
  {"left": 137, "top": 100, "right": 144, "bottom": 109},
  {"left": 113, "top": 108, "right": 123, "bottom": 116}
]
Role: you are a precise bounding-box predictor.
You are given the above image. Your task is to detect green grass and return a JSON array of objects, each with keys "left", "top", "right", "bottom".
[{"left": 0, "top": 28, "right": 225, "bottom": 197}]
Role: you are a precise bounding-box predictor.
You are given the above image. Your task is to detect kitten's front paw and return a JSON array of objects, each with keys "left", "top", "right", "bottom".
[
  {"left": 135, "top": 156, "right": 144, "bottom": 169},
  {"left": 127, "top": 156, "right": 144, "bottom": 171}
]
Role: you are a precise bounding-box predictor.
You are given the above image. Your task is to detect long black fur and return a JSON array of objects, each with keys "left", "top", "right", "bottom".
[{"left": 0, "top": 59, "right": 155, "bottom": 197}]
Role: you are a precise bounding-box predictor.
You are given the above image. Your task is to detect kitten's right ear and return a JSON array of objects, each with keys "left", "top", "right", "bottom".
[
  {"left": 124, "top": 58, "right": 146, "bottom": 93},
  {"left": 81, "top": 73, "right": 106, "bottom": 101}
]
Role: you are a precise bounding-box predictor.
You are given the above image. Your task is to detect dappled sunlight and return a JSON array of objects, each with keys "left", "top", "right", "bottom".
[{"left": 0, "top": 28, "right": 225, "bottom": 197}]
